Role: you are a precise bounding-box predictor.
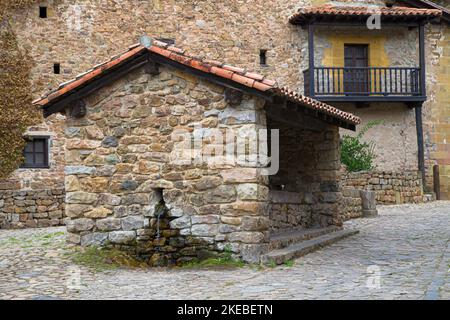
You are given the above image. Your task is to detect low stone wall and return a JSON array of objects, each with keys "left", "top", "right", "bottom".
[
  {"left": 269, "top": 191, "right": 314, "bottom": 233},
  {"left": 341, "top": 187, "right": 363, "bottom": 220},
  {"left": 342, "top": 170, "right": 423, "bottom": 205},
  {"left": 0, "top": 188, "right": 65, "bottom": 229}
]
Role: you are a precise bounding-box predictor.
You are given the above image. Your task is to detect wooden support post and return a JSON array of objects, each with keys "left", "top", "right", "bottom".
[
  {"left": 415, "top": 105, "right": 426, "bottom": 190},
  {"left": 308, "top": 23, "right": 315, "bottom": 98},
  {"left": 419, "top": 23, "right": 426, "bottom": 97},
  {"left": 433, "top": 165, "right": 440, "bottom": 200}
]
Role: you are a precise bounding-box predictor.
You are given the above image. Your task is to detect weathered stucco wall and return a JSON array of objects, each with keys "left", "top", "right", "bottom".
[
  {"left": 339, "top": 103, "right": 419, "bottom": 172},
  {"left": 315, "top": 26, "right": 418, "bottom": 67}
]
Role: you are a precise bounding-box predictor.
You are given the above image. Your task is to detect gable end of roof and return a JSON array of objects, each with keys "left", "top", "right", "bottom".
[{"left": 33, "top": 37, "right": 361, "bottom": 129}]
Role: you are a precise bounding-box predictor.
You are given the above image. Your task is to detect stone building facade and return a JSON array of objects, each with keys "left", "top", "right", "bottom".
[
  {"left": 33, "top": 40, "right": 359, "bottom": 264},
  {"left": 2, "top": 0, "right": 449, "bottom": 233},
  {"left": 0, "top": 115, "right": 66, "bottom": 229}
]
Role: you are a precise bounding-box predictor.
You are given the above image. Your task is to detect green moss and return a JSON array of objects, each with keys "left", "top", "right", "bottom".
[
  {"left": 283, "top": 260, "right": 294, "bottom": 267},
  {"left": 181, "top": 257, "right": 245, "bottom": 269},
  {"left": 41, "top": 231, "right": 65, "bottom": 239},
  {"left": 266, "top": 259, "right": 277, "bottom": 268},
  {"left": 180, "top": 245, "right": 245, "bottom": 269},
  {"left": 69, "top": 246, "right": 148, "bottom": 272}
]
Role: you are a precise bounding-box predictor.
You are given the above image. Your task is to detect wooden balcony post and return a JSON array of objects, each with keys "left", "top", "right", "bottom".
[
  {"left": 419, "top": 23, "right": 426, "bottom": 97},
  {"left": 308, "top": 23, "right": 315, "bottom": 97}
]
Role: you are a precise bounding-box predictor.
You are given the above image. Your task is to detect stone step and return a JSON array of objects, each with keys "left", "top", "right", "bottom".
[
  {"left": 261, "top": 229, "right": 359, "bottom": 265},
  {"left": 269, "top": 225, "right": 342, "bottom": 251}
]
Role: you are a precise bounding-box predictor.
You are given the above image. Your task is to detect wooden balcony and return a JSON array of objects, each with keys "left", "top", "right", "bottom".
[{"left": 303, "top": 67, "right": 426, "bottom": 103}]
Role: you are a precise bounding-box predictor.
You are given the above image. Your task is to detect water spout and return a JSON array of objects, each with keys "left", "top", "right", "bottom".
[{"left": 155, "top": 201, "right": 166, "bottom": 241}]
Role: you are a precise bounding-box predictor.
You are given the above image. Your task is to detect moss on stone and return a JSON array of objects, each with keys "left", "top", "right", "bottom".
[{"left": 69, "top": 246, "right": 148, "bottom": 271}]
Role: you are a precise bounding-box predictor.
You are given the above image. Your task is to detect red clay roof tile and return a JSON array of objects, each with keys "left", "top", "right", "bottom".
[
  {"left": 289, "top": 4, "right": 442, "bottom": 24},
  {"left": 222, "top": 64, "right": 246, "bottom": 74},
  {"left": 252, "top": 81, "right": 273, "bottom": 92},
  {"left": 244, "top": 72, "right": 265, "bottom": 81},
  {"left": 231, "top": 73, "right": 256, "bottom": 87},
  {"left": 210, "top": 66, "right": 234, "bottom": 80},
  {"left": 189, "top": 59, "right": 211, "bottom": 73},
  {"left": 203, "top": 59, "right": 223, "bottom": 67},
  {"left": 167, "top": 46, "right": 185, "bottom": 55},
  {"left": 33, "top": 37, "right": 361, "bottom": 126}
]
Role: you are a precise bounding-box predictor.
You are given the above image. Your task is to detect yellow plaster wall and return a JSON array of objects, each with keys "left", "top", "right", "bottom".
[{"left": 322, "top": 34, "right": 390, "bottom": 67}]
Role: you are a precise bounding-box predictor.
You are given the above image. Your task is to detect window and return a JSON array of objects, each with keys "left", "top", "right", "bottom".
[
  {"left": 21, "top": 137, "right": 49, "bottom": 168},
  {"left": 39, "top": 6, "right": 48, "bottom": 18},
  {"left": 53, "top": 63, "right": 60, "bottom": 74},
  {"left": 259, "top": 49, "right": 267, "bottom": 66}
]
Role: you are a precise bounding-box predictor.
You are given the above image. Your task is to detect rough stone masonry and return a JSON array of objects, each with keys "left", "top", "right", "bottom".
[{"left": 59, "top": 50, "right": 345, "bottom": 265}]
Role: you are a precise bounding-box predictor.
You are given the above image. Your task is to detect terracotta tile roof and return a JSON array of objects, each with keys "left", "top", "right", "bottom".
[
  {"left": 272, "top": 87, "right": 361, "bottom": 125},
  {"left": 398, "top": 0, "right": 450, "bottom": 23},
  {"left": 33, "top": 38, "right": 360, "bottom": 126},
  {"left": 289, "top": 4, "right": 442, "bottom": 24}
]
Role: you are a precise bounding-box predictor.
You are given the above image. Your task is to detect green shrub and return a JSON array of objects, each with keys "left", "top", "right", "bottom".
[{"left": 340, "top": 120, "right": 383, "bottom": 172}]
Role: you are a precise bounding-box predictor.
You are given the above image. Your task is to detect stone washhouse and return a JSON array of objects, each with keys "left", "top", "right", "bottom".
[
  {"left": 33, "top": 38, "right": 361, "bottom": 264},
  {"left": 3, "top": 1, "right": 449, "bottom": 230}
]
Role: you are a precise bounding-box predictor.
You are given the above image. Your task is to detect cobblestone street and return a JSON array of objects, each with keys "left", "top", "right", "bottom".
[{"left": 0, "top": 202, "right": 448, "bottom": 300}]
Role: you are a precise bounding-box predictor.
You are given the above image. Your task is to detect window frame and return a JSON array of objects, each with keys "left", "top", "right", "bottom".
[{"left": 20, "top": 136, "right": 50, "bottom": 169}]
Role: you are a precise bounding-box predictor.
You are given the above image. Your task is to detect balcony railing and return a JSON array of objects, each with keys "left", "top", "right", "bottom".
[{"left": 304, "top": 67, "right": 424, "bottom": 101}]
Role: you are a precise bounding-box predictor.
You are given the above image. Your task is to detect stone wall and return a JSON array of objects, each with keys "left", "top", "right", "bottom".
[
  {"left": 6, "top": 0, "right": 447, "bottom": 224},
  {"left": 269, "top": 191, "right": 314, "bottom": 233},
  {"left": 423, "top": 24, "right": 450, "bottom": 199},
  {"left": 341, "top": 187, "right": 362, "bottom": 220},
  {"left": 11, "top": 0, "right": 386, "bottom": 100},
  {"left": 0, "top": 114, "right": 66, "bottom": 191},
  {"left": 0, "top": 188, "right": 65, "bottom": 229},
  {"left": 62, "top": 63, "right": 272, "bottom": 264},
  {"left": 342, "top": 170, "right": 424, "bottom": 205},
  {"left": 0, "top": 113, "right": 66, "bottom": 229}
]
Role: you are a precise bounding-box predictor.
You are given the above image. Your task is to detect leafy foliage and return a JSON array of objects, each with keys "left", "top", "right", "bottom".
[
  {"left": 0, "top": 1, "right": 41, "bottom": 179},
  {"left": 340, "top": 120, "right": 383, "bottom": 172}
]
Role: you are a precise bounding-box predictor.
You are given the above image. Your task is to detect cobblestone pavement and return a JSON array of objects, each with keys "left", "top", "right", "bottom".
[{"left": 0, "top": 201, "right": 448, "bottom": 300}]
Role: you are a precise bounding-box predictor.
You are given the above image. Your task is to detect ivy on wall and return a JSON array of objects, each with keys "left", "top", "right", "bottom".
[{"left": 0, "top": 1, "right": 41, "bottom": 179}]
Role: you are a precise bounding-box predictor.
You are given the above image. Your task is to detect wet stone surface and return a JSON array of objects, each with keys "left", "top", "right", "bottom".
[{"left": 0, "top": 202, "right": 448, "bottom": 300}]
